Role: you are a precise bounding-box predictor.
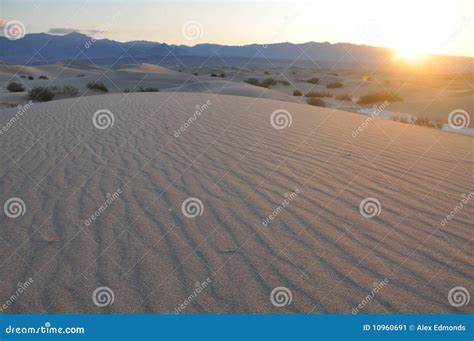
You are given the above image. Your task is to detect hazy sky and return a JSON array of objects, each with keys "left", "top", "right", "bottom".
[{"left": 1, "top": 0, "right": 473, "bottom": 56}]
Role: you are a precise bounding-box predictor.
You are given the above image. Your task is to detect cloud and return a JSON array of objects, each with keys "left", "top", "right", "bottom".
[{"left": 47, "top": 28, "right": 102, "bottom": 36}]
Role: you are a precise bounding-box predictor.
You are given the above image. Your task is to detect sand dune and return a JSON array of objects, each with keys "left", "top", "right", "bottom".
[{"left": 0, "top": 92, "right": 471, "bottom": 314}]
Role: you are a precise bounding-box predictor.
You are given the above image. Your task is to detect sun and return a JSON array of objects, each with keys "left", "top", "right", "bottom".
[{"left": 392, "top": 42, "right": 428, "bottom": 62}]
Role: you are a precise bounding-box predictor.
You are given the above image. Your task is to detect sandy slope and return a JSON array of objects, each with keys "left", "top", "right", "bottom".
[{"left": 0, "top": 92, "right": 472, "bottom": 314}]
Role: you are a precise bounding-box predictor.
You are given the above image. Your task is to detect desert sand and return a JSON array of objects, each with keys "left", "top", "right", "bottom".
[{"left": 0, "top": 92, "right": 471, "bottom": 313}]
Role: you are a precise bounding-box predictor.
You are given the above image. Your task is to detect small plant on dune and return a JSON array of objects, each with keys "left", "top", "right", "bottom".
[
  {"left": 243, "top": 78, "right": 277, "bottom": 88},
  {"left": 414, "top": 116, "right": 442, "bottom": 129},
  {"left": 87, "top": 81, "right": 108, "bottom": 93},
  {"left": 264, "top": 71, "right": 271, "bottom": 75},
  {"left": 124, "top": 87, "right": 159, "bottom": 93},
  {"left": 357, "top": 91, "right": 402, "bottom": 105},
  {"left": 7, "top": 81, "right": 25, "bottom": 92},
  {"left": 28, "top": 76, "right": 34, "bottom": 80},
  {"left": 56, "top": 85, "right": 79, "bottom": 97},
  {"left": 335, "top": 93, "right": 352, "bottom": 101},
  {"left": 293, "top": 89, "right": 302, "bottom": 96},
  {"left": 306, "top": 97, "right": 326, "bottom": 107},
  {"left": 38, "top": 75, "right": 49, "bottom": 80},
  {"left": 305, "top": 91, "right": 332, "bottom": 98},
  {"left": 28, "top": 87, "right": 55, "bottom": 102},
  {"left": 210, "top": 72, "right": 225, "bottom": 78},
  {"left": 305, "top": 77, "right": 319, "bottom": 84},
  {"left": 278, "top": 80, "right": 290, "bottom": 86},
  {"left": 326, "top": 81, "right": 343, "bottom": 88}
]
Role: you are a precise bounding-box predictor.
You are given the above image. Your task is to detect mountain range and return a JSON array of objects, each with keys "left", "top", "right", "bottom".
[{"left": 0, "top": 32, "right": 471, "bottom": 72}]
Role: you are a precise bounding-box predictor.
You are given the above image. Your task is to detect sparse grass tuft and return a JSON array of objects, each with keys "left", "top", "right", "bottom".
[
  {"left": 292, "top": 89, "right": 302, "bottom": 96},
  {"left": 28, "top": 87, "right": 55, "bottom": 102},
  {"left": 243, "top": 78, "right": 277, "bottom": 88},
  {"left": 357, "top": 91, "right": 402, "bottom": 105},
  {"left": 326, "top": 81, "right": 343, "bottom": 88},
  {"left": 335, "top": 93, "right": 352, "bottom": 101},
  {"left": 305, "top": 91, "right": 332, "bottom": 98},
  {"left": 7, "top": 81, "right": 25, "bottom": 92},
  {"left": 87, "top": 81, "right": 108, "bottom": 92},
  {"left": 306, "top": 97, "right": 326, "bottom": 107},
  {"left": 305, "top": 77, "right": 319, "bottom": 84}
]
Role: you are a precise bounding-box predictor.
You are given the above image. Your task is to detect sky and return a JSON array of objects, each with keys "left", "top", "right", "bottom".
[{"left": 1, "top": 0, "right": 473, "bottom": 57}]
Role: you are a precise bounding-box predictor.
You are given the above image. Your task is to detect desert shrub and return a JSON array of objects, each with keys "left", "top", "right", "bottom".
[
  {"left": 28, "top": 76, "right": 34, "bottom": 80},
  {"left": 305, "top": 91, "right": 332, "bottom": 98},
  {"left": 243, "top": 78, "right": 259, "bottom": 86},
  {"left": 210, "top": 72, "right": 225, "bottom": 78},
  {"left": 414, "top": 116, "right": 442, "bottom": 128},
  {"left": 87, "top": 81, "right": 108, "bottom": 92},
  {"left": 260, "top": 78, "right": 277, "bottom": 88},
  {"left": 20, "top": 75, "right": 26, "bottom": 79},
  {"left": 38, "top": 75, "right": 49, "bottom": 80},
  {"left": 264, "top": 71, "right": 271, "bottom": 75},
  {"left": 326, "top": 81, "right": 343, "bottom": 88},
  {"left": 306, "top": 97, "right": 326, "bottom": 107},
  {"left": 192, "top": 72, "right": 198, "bottom": 76},
  {"left": 335, "top": 93, "right": 352, "bottom": 101},
  {"left": 7, "top": 81, "right": 25, "bottom": 92},
  {"left": 76, "top": 74, "right": 85, "bottom": 77},
  {"left": 278, "top": 80, "right": 290, "bottom": 86},
  {"left": 357, "top": 91, "right": 402, "bottom": 105},
  {"left": 293, "top": 89, "right": 302, "bottom": 96},
  {"left": 28, "top": 87, "right": 55, "bottom": 102},
  {"left": 124, "top": 87, "right": 159, "bottom": 93},
  {"left": 243, "top": 78, "right": 276, "bottom": 88},
  {"left": 305, "top": 77, "right": 319, "bottom": 84},
  {"left": 57, "top": 85, "right": 79, "bottom": 97}
]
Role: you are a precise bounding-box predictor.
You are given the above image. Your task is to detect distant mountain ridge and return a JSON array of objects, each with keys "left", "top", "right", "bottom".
[{"left": 0, "top": 32, "right": 471, "bottom": 72}]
